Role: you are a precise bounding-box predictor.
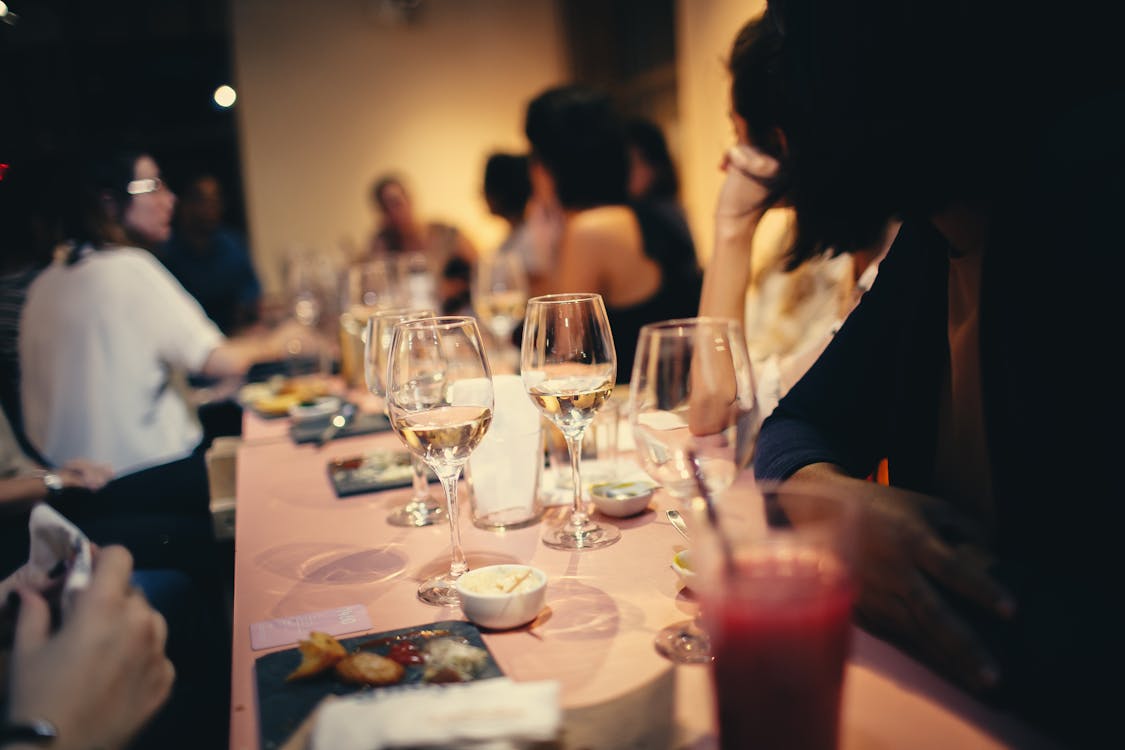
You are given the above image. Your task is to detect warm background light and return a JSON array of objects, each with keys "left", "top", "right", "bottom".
[{"left": 213, "top": 84, "right": 237, "bottom": 108}]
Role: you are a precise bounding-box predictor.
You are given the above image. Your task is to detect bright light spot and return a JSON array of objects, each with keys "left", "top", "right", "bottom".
[
  {"left": 0, "top": 3, "right": 8, "bottom": 18},
  {"left": 213, "top": 85, "right": 237, "bottom": 108}
]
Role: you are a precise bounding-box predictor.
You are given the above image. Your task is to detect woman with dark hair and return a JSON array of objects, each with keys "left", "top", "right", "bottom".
[
  {"left": 20, "top": 151, "right": 314, "bottom": 481},
  {"left": 752, "top": 1, "right": 1123, "bottom": 743},
  {"left": 524, "top": 84, "right": 702, "bottom": 382},
  {"left": 624, "top": 117, "right": 692, "bottom": 249},
  {"left": 698, "top": 12, "right": 895, "bottom": 416}
]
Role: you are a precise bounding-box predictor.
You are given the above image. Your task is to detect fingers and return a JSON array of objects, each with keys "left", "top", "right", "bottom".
[
  {"left": 85, "top": 545, "right": 135, "bottom": 603},
  {"left": 726, "top": 143, "right": 780, "bottom": 180},
  {"left": 914, "top": 534, "right": 1016, "bottom": 617},
  {"left": 900, "top": 574, "right": 1001, "bottom": 693},
  {"left": 12, "top": 588, "right": 51, "bottom": 654}
]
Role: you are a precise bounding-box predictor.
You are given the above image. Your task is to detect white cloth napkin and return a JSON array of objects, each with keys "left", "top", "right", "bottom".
[
  {"left": 27, "top": 504, "right": 93, "bottom": 615},
  {"left": 311, "top": 677, "right": 561, "bottom": 750}
]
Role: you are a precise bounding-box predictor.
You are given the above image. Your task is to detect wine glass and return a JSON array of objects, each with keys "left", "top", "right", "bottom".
[
  {"left": 339, "top": 260, "right": 396, "bottom": 389},
  {"left": 472, "top": 251, "right": 528, "bottom": 371},
  {"left": 386, "top": 316, "right": 494, "bottom": 605},
  {"left": 365, "top": 307, "right": 444, "bottom": 527},
  {"left": 628, "top": 316, "right": 758, "bottom": 664},
  {"left": 520, "top": 293, "right": 620, "bottom": 550},
  {"left": 286, "top": 251, "right": 336, "bottom": 375}
]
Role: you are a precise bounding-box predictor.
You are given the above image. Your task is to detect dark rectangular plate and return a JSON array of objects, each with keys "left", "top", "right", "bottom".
[
  {"left": 254, "top": 620, "right": 503, "bottom": 749},
  {"left": 326, "top": 448, "right": 436, "bottom": 497},
  {"left": 289, "top": 411, "right": 392, "bottom": 444}
]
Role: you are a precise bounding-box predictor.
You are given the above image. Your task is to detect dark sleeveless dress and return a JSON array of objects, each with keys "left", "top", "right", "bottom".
[{"left": 608, "top": 201, "right": 702, "bottom": 383}]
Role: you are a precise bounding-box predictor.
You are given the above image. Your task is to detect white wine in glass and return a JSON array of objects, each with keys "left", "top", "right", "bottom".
[
  {"left": 629, "top": 316, "right": 758, "bottom": 663},
  {"left": 386, "top": 316, "right": 494, "bottom": 605},
  {"left": 472, "top": 251, "right": 528, "bottom": 370},
  {"left": 364, "top": 307, "right": 443, "bottom": 527},
  {"left": 521, "top": 293, "right": 620, "bottom": 550}
]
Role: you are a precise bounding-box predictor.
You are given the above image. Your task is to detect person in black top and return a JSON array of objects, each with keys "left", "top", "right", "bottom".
[
  {"left": 752, "top": 1, "right": 1124, "bottom": 745},
  {"left": 523, "top": 85, "right": 702, "bottom": 382}
]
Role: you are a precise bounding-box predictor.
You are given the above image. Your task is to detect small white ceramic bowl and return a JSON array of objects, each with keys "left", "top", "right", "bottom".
[
  {"left": 589, "top": 480, "right": 656, "bottom": 518},
  {"left": 671, "top": 549, "right": 696, "bottom": 590},
  {"left": 455, "top": 564, "right": 548, "bottom": 630},
  {"left": 288, "top": 396, "right": 341, "bottom": 423}
]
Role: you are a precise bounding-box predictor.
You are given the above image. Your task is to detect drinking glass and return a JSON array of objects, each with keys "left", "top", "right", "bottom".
[
  {"left": 286, "top": 252, "right": 334, "bottom": 375},
  {"left": 628, "top": 317, "right": 758, "bottom": 663},
  {"left": 697, "top": 481, "right": 857, "bottom": 750},
  {"left": 364, "top": 307, "right": 442, "bottom": 527},
  {"left": 472, "top": 251, "right": 528, "bottom": 370},
  {"left": 386, "top": 316, "right": 494, "bottom": 605},
  {"left": 521, "top": 293, "right": 620, "bottom": 550}
]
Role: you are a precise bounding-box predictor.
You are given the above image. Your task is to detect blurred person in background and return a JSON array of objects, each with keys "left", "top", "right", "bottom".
[
  {"left": 624, "top": 117, "right": 693, "bottom": 247},
  {"left": 482, "top": 152, "right": 556, "bottom": 299},
  {"left": 19, "top": 149, "right": 316, "bottom": 492},
  {"left": 524, "top": 84, "right": 703, "bottom": 383},
  {"left": 367, "top": 173, "right": 478, "bottom": 314},
  {"left": 160, "top": 173, "right": 262, "bottom": 337}
]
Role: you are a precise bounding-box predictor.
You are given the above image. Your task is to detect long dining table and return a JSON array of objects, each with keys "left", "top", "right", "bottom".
[{"left": 227, "top": 385, "right": 1060, "bottom": 750}]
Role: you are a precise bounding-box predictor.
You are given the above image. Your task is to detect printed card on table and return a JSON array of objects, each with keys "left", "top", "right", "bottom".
[{"left": 249, "top": 604, "right": 373, "bottom": 651}]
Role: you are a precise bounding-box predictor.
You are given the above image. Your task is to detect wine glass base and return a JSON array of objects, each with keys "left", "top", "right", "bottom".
[
  {"left": 654, "top": 621, "right": 712, "bottom": 664},
  {"left": 541, "top": 519, "right": 621, "bottom": 550},
  {"left": 386, "top": 499, "right": 446, "bottom": 527},
  {"left": 417, "top": 575, "right": 461, "bottom": 606}
]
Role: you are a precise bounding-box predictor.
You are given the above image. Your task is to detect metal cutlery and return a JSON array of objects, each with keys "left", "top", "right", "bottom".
[{"left": 316, "top": 402, "right": 356, "bottom": 447}]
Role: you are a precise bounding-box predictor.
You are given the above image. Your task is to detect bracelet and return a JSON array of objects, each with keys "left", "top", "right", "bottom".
[{"left": 0, "top": 717, "right": 59, "bottom": 745}]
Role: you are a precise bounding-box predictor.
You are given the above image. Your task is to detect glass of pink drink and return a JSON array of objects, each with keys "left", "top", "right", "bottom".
[{"left": 699, "top": 485, "right": 858, "bottom": 750}]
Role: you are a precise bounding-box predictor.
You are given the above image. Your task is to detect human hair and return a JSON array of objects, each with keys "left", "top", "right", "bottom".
[
  {"left": 370, "top": 174, "right": 406, "bottom": 212},
  {"left": 764, "top": 0, "right": 1025, "bottom": 263},
  {"left": 624, "top": 118, "right": 679, "bottom": 201},
  {"left": 483, "top": 152, "right": 531, "bottom": 221},
  {"left": 61, "top": 149, "right": 146, "bottom": 252},
  {"left": 524, "top": 84, "right": 629, "bottom": 210}
]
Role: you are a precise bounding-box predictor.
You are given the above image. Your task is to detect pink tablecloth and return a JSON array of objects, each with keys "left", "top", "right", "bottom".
[{"left": 228, "top": 410, "right": 1057, "bottom": 750}]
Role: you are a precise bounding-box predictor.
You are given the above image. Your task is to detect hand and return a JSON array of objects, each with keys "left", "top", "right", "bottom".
[
  {"left": 4, "top": 546, "right": 174, "bottom": 750},
  {"left": 715, "top": 143, "right": 780, "bottom": 221},
  {"left": 780, "top": 469, "right": 1015, "bottom": 694},
  {"left": 59, "top": 459, "right": 113, "bottom": 492}
]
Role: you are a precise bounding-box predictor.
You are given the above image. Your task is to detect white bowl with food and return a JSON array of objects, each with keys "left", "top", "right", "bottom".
[
  {"left": 288, "top": 395, "right": 342, "bottom": 424},
  {"left": 671, "top": 549, "right": 696, "bottom": 590},
  {"left": 455, "top": 564, "right": 547, "bottom": 630},
  {"left": 589, "top": 480, "right": 656, "bottom": 518}
]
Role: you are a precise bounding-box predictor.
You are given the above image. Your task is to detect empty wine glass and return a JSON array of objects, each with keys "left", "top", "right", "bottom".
[
  {"left": 628, "top": 316, "right": 758, "bottom": 664},
  {"left": 521, "top": 293, "right": 620, "bottom": 550},
  {"left": 386, "top": 316, "right": 494, "bottom": 605},
  {"left": 472, "top": 251, "right": 528, "bottom": 370},
  {"left": 364, "top": 307, "right": 443, "bottom": 527}
]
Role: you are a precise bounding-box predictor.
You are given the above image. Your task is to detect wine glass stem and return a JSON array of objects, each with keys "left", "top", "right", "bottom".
[
  {"left": 410, "top": 455, "right": 431, "bottom": 504},
  {"left": 565, "top": 434, "right": 588, "bottom": 528},
  {"left": 436, "top": 468, "right": 467, "bottom": 579}
]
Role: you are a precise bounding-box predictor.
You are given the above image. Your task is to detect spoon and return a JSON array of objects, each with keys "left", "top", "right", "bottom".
[{"left": 666, "top": 509, "right": 691, "bottom": 543}]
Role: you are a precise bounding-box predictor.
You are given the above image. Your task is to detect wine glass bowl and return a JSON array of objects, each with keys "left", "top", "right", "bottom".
[
  {"left": 386, "top": 316, "right": 494, "bottom": 605},
  {"left": 628, "top": 316, "right": 756, "bottom": 664},
  {"left": 521, "top": 293, "right": 620, "bottom": 550},
  {"left": 364, "top": 307, "right": 444, "bottom": 527},
  {"left": 472, "top": 252, "right": 529, "bottom": 370}
]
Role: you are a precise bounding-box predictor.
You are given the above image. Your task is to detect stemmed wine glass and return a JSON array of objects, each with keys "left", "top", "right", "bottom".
[
  {"left": 521, "top": 293, "right": 620, "bottom": 550},
  {"left": 628, "top": 317, "right": 758, "bottom": 663},
  {"left": 386, "top": 316, "right": 494, "bottom": 605},
  {"left": 365, "top": 307, "right": 443, "bottom": 527},
  {"left": 472, "top": 251, "right": 528, "bottom": 371}
]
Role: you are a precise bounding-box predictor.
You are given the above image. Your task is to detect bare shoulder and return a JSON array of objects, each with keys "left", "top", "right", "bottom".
[{"left": 566, "top": 206, "right": 640, "bottom": 255}]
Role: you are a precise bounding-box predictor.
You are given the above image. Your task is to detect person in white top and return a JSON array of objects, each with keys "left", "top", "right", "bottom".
[{"left": 20, "top": 152, "right": 315, "bottom": 478}]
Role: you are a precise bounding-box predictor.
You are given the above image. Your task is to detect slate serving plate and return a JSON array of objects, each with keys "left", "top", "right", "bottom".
[{"left": 254, "top": 620, "right": 503, "bottom": 749}]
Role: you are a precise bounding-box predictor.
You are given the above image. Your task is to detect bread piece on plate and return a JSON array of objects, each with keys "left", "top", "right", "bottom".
[
  {"left": 285, "top": 631, "right": 347, "bottom": 682},
  {"left": 334, "top": 651, "right": 405, "bottom": 686}
]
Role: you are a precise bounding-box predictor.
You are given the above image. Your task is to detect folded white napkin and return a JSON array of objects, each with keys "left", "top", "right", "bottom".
[{"left": 311, "top": 677, "right": 561, "bottom": 750}]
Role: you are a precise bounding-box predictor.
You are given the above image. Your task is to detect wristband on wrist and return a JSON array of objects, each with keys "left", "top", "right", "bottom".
[{"left": 0, "top": 717, "right": 59, "bottom": 746}]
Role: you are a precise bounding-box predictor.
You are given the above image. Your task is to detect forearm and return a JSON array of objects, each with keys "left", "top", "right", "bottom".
[
  {"left": 698, "top": 215, "right": 759, "bottom": 321},
  {"left": 0, "top": 478, "right": 48, "bottom": 509}
]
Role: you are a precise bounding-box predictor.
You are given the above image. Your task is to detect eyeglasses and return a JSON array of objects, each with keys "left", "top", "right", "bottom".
[{"left": 126, "top": 177, "right": 167, "bottom": 196}]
